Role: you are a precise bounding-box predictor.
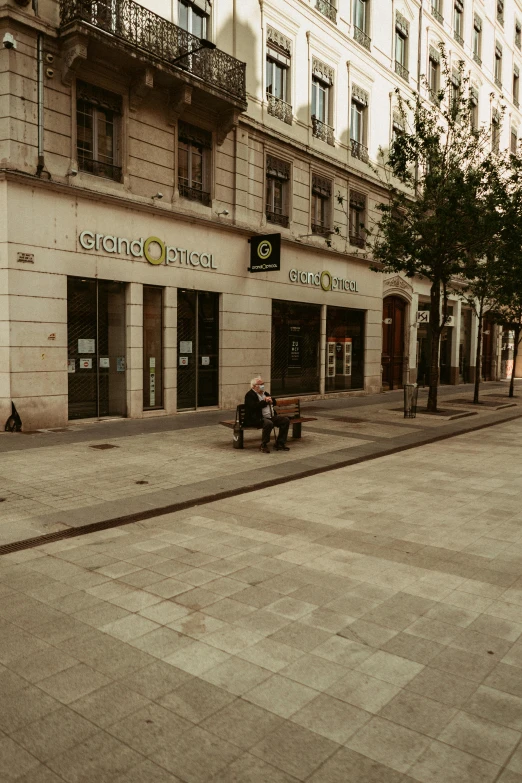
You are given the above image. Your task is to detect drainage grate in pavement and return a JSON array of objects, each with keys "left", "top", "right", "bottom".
[
  {"left": 333, "top": 417, "right": 369, "bottom": 423},
  {"left": 89, "top": 444, "right": 119, "bottom": 450}
]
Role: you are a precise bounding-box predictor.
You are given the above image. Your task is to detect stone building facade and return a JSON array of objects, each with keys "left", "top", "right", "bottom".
[{"left": 0, "top": 0, "right": 514, "bottom": 428}]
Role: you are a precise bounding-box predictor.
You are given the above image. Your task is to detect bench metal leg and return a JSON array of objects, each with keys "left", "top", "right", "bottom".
[
  {"left": 291, "top": 422, "right": 302, "bottom": 439},
  {"left": 233, "top": 426, "right": 244, "bottom": 449}
]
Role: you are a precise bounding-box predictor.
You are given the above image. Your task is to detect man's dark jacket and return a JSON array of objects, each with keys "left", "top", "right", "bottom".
[{"left": 244, "top": 389, "right": 276, "bottom": 427}]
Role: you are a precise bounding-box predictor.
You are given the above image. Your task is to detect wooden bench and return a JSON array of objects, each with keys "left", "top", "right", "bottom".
[{"left": 220, "top": 398, "right": 317, "bottom": 449}]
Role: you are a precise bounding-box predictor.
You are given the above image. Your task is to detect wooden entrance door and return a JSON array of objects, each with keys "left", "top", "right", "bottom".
[{"left": 382, "top": 296, "right": 406, "bottom": 390}]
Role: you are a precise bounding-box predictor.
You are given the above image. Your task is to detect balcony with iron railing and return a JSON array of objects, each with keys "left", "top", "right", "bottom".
[
  {"left": 395, "top": 60, "right": 409, "bottom": 82},
  {"left": 312, "top": 115, "right": 335, "bottom": 146},
  {"left": 79, "top": 156, "right": 122, "bottom": 182},
  {"left": 312, "top": 222, "right": 331, "bottom": 236},
  {"left": 179, "top": 183, "right": 211, "bottom": 206},
  {"left": 473, "top": 52, "right": 482, "bottom": 66},
  {"left": 266, "top": 211, "right": 289, "bottom": 228},
  {"left": 267, "top": 93, "right": 293, "bottom": 125},
  {"left": 431, "top": 5, "right": 443, "bottom": 23},
  {"left": 495, "top": 76, "right": 502, "bottom": 89},
  {"left": 354, "top": 26, "right": 371, "bottom": 51},
  {"left": 454, "top": 31, "right": 464, "bottom": 47},
  {"left": 350, "top": 139, "right": 369, "bottom": 162},
  {"left": 59, "top": 0, "right": 247, "bottom": 109},
  {"left": 315, "top": 0, "right": 337, "bottom": 23},
  {"left": 349, "top": 233, "right": 365, "bottom": 248},
  {"left": 515, "top": 98, "right": 520, "bottom": 109}
]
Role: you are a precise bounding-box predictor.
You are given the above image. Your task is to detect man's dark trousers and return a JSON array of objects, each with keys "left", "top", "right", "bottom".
[{"left": 261, "top": 415, "right": 290, "bottom": 447}]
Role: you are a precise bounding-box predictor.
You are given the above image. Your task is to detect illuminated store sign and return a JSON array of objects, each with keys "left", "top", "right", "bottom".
[
  {"left": 289, "top": 269, "right": 359, "bottom": 293},
  {"left": 79, "top": 231, "right": 217, "bottom": 269}
]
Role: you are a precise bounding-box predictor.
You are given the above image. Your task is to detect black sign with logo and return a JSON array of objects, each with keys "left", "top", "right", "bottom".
[{"left": 249, "top": 233, "right": 281, "bottom": 273}]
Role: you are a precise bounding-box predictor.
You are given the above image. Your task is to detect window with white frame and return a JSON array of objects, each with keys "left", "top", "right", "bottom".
[
  {"left": 511, "top": 126, "right": 518, "bottom": 154},
  {"left": 450, "top": 69, "right": 461, "bottom": 118},
  {"left": 76, "top": 81, "right": 122, "bottom": 181},
  {"left": 266, "top": 28, "right": 292, "bottom": 124},
  {"left": 431, "top": 0, "right": 443, "bottom": 22},
  {"left": 178, "top": 121, "right": 212, "bottom": 205},
  {"left": 473, "top": 14, "right": 482, "bottom": 65},
  {"left": 266, "top": 155, "right": 290, "bottom": 228},
  {"left": 453, "top": 0, "right": 463, "bottom": 45},
  {"left": 349, "top": 191, "right": 366, "bottom": 247},
  {"left": 428, "top": 46, "right": 440, "bottom": 102},
  {"left": 353, "top": 0, "right": 370, "bottom": 49},
  {"left": 514, "top": 65, "right": 520, "bottom": 108},
  {"left": 516, "top": 20, "right": 522, "bottom": 51},
  {"left": 311, "top": 59, "right": 334, "bottom": 145},
  {"left": 492, "top": 110, "right": 500, "bottom": 153},
  {"left": 392, "top": 108, "right": 404, "bottom": 142},
  {"left": 495, "top": 43, "right": 503, "bottom": 88},
  {"left": 497, "top": 0, "right": 504, "bottom": 26},
  {"left": 395, "top": 13, "right": 409, "bottom": 81},
  {"left": 470, "top": 86, "right": 479, "bottom": 130},
  {"left": 311, "top": 174, "right": 331, "bottom": 235},
  {"left": 178, "top": 0, "right": 209, "bottom": 38},
  {"left": 350, "top": 85, "right": 369, "bottom": 161}
]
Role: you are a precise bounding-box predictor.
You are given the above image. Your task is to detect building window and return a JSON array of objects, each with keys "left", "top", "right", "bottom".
[
  {"left": 266, "top": 155, "right": 290, "bottom": 228},
  {"left": 454, "top": 0, "right": 463, "bottom": 45},
  {"left": 473, "top": 14, "right": 482, "bottom": 65},
  {"left": 392, "top": 109, "right": 404, "bottom": 142},
  {"left": 349, "top": 191, "right": 366, "bottom": 248},
  {"left": 497, "top": 0, "right": 504, "bottom": 26},
  {"left": 516, "top": 20, "right": 522, "bottom": 51},
  {"left": 514, "top": 67, "right": 520, "bottom": 108},
  {"left": 266, "top": 28, "right": 292, "bottom": 125},
  {"left": 311, "top": 59, "right": 334, "bottom": 145},
  {"left": 311, "top": 174, "right": 331, "bottom": 235},
  {"left": 492, "top": 110, "right": 500, "bottom": 153},
  {"left": 471, "top": 87, "right": 479, "bottom": 130},
  {"left": 178, "top": 122, "right": 211, "bottom": 205},
  {"left": 511, "top": 127, "right": 518, "bottom": 154},
  {"left": 353, "top": 0, "right": 370, "bottom": 50},
  {"left": 76, "top": 81, "right": 122, "bottom": 182},
  {"left": 431, "top": 0, "right": 443, "bottom": 23},
  {"left": 315, "top": 0, "right": 337, "bottom": 24},
  {"left": 178, "top": 0, "right": 208, "bottom": 38},
  {"left": 428, "top": 46, "right": 440, "bottom": 103},
  {"left": 395, "top": 13, "right": 409, "bottom": 81},
  {"left": 450, "top": 70, "right": 461, "bottom": 118},
  {"left": 495, "top": 43, "right": 503, "bottom": 89},
  {"left": 350, "top": 86, "right": 369, "bottom": 162}
]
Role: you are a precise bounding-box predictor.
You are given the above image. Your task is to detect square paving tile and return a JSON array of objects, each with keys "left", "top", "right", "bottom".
[
  {"left": 200, "top": 698, "right": 285, "bottom": 750},
  {"left": 250, "top": 720, "right": 340, "bottom": 780},
  {"left": 345, "top": 716, "right": 432, "bottom": 774}
]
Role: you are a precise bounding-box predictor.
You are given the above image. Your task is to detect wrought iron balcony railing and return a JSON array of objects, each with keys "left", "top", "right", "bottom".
[
  {"left": 311, "top": 115, "right": 335, "bottom": 146},
  {"left": 454, "top": 31, "right": 464, "bottom": 46},
  {"left": 428, "top": 88, "right": 441, "bottom": 106},
  {"left": 354, "top": 26, "right": 371, "bottom": 50},
  {"left": 78, "top": 156, "right": 122, "bottom": 182},
  {"left": 515, "top": 97, "right": 520, "bottom": 109},
  {"left": 495, "top": 76, "right": 502, "bottom": 89},
  {"left": 312, "top": 222, "right": 331, "bottom": 236},
  {"left": 179, "top": 183, "right": 211, "bottom": 206},
  {"left": 473, "top": 52, "right": 482, "bottom": 66},
  {"left": 59, "top": 0, "right": 246, "bottom": 103},
  {"left": 350, "top": 139, "right": 369, "bottom": 162},
  {"left": 266, "top": 211, "right": 289, "bottom": 228},
  {"left": 349, "top": 233, "right": 366, "bottom": 248},
  {"left": 497, "top": 12, "right": 504, "bottom": 25},
  {"left": 395, "top": 60, "right": 409, "bottom": 82},
  {"left": 267, "top": 93, "right": 293, "bottom": 125},
  {"left": 315, "top": 0, "right": 337, "bottom": 24},
  {"left": 431, "top": 6, "right": 443, "bottom": 23}
]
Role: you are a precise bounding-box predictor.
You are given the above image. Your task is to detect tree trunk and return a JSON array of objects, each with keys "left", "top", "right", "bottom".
[
  {"left": 509, "top": 325, "right": 520, "bottom": 398},
  {"left": 427, "top": 283, "right": 441, "bottom": 413},
  {"left": 473, "top": 313, "right": 483, "bottom": 404}
]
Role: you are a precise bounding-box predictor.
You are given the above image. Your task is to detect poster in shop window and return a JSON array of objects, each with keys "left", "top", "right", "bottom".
[{"left": 288, "top": 332, "right": 302, "bottom": 369}]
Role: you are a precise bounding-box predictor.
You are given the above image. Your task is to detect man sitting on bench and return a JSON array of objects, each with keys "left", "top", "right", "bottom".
[{"left": 244, "top": 377, "right": 290, "bottom": 454}]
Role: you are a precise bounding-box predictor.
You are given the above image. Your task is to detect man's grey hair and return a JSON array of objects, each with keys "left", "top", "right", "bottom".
[{"left": 250, "top": 376, "right": 262, "bottom": 388}]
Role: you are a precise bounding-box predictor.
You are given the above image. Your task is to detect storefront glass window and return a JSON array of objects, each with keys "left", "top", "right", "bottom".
[
  {"left": 326, "top": 306, "right": 365, "bottom": 391},
  {"left": 271, "top": 300, "right": 320, "bottom": 395}
]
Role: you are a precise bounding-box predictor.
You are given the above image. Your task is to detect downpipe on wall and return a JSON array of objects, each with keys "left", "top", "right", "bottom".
[{"left": 36, "top": 33, "right": 50, "bottom": 178}]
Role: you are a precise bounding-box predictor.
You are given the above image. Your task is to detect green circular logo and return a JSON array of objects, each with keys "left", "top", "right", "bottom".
[
  {"left": 257, "top": 240, "right": 272, "bottom": 260},
  {"left": 144, "top": 236, "right": 165, "bottom": 265},
  {"left": 320, "top": 270, "right": 332, "bottom": 291}
]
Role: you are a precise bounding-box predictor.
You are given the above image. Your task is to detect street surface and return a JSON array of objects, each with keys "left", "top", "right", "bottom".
[{"left": 0, "top": 397, "right": 521, "bottom": 781}]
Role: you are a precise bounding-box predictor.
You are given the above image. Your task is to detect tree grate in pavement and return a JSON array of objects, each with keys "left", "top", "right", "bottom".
[{"left": 0, "top": 410, "right": 520, "bottom": 558}]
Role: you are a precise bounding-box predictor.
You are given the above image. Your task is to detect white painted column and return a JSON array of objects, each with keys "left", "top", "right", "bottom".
[
  {"left": 450, "top": 298, "right": 461, "bottom": 384},
  {"left": 126, "top": 282, "right": 143, "bottom": 418},
  {"left": 408, "top": 292, "right": 419, "bottom": 383},
  {"left": 163, "top": 285, "right": 177, "bottom": 414}
]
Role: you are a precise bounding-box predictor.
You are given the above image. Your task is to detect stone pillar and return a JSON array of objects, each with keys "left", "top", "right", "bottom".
[
  {"left": 126, "top": 282, "right": 143, "bottom": 418},
  {"left": 469, "top": 309, "right": 479, "bottom": 384},
  {"left": 408, "top": 293, "right": 419, "bottom": 383},
  {"left": 163, "top": 285, "right": 177, "bottom": 414},
  {"left": 450, "top": 298, "right": 461, "bottom": 384},
  {"left": 319, "top": 304, "right": 327, "bottom": 395}
]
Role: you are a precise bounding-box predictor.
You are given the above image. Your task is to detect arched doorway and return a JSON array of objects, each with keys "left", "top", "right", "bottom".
[{"left": 382, "top": 296, "right": 406, "bottom": 390}]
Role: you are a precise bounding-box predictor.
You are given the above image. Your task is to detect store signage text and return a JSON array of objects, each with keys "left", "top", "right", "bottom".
[
  {"left": 289, "top": 269, "right": 359, "bottom": 293},
  {"left": 79, "top": 231, "right": 217, "bottom": 269}
]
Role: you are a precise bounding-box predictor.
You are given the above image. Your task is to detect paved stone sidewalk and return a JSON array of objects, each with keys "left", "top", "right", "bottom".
[
  {"left": 0, "top": 382, "right": 519, "bottom": 547},
  {"left": 0, "top": 418, "right": 522, "bottom": 781}
]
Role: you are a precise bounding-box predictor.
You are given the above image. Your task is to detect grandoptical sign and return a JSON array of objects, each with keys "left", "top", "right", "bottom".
[
  {"left": 289, "top": 269, "right": 359, "bottom": 293},
  {"left": 79, "top": 231, "right": 217, "bottom": 269},
  {"left": 249, "top": 234, "right": 281, "bottom": 272}
]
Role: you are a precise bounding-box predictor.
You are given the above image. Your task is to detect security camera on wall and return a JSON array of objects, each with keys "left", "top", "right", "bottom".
[{"left": 3, "top": 33, "right": 17, "bottom": 49}]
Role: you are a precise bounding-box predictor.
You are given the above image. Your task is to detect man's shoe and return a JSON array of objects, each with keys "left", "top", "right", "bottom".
[
  {"left": 275, "top": 444, "right": 290, "bottom": 451},
  {"left": 260, "top": 445, "right": 270, "bottom": 453}
]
